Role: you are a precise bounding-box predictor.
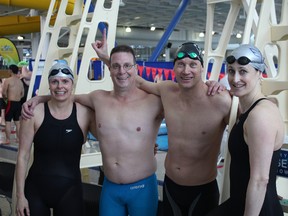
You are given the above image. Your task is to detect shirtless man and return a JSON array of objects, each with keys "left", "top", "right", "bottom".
[
  {"left": 22, "top": 46, "right": 164, "bottom": 216},
  {"left": 140, "top": 43, "right": 231, "bottom": 216},
  {"left": 18, "top": 62, "right": 32, "bottom": 105},
  {"left": 0, "top": 79, "right": 6, "bottom": 126},
  {"left": 94, "top": 34, "right": 231, "bottom": 215},
  {"left": 137, "top": 43, "right": 231, "bottom": 216},
  {"left": 2, "top": 64, "right": 24, "bottom": 144}
]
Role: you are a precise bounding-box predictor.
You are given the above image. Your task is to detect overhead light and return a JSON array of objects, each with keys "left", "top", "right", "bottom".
[
  {"left": 125, "top": 27, "right": 131, "bottom": 33},
  {"left": 119, "top": 0, "right": 125, "bottom": 6},
  {"left": 111, "top": 0, "right": 125, "bottom": 6},
  {"left": 17, "top": 35, "right": 24, "bottom": 40},
  {"left": 150, "top": 26, "right": 156, "bottom": 31},
  {"left": 236, "top": 33, "right": 242, "bottom": 38},
  {"left": 199, "top": 32, "right": 205, "bottom": 38}
]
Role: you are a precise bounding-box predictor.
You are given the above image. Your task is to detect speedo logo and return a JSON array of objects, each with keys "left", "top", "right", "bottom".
[
  {"left": 130, "top": 184, "right": 145, "bottom": 190},
  {"left": 65, "top": 129, "right": 72, "bottom": 133}
]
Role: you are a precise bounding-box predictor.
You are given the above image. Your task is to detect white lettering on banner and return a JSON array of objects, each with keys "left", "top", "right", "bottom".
[
  {"left": 278, "top": 149, "right": 288, "bottom": 178},
  {"left": 280, "top": 159, "right": 288, "bottom": 168}
]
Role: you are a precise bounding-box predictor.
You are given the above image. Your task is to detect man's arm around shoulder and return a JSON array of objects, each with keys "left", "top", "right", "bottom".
[
  {"left": 218, "top": 90, "right": 232, "bottom": 125},
  {"left": 74, "top": 90, "right": 101, "bottom": 110},
  {"left": 21, "top": 95, "right": 51, "bottom": 119},
  {"left": 2, "top": 79, "right": 8, "bottom": 99},
  {"left": 136, "top": 75, "right": 166, "bottom": 96}
]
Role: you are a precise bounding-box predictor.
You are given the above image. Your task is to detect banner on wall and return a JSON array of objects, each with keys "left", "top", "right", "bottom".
[
  {"left": 278, "top": 149, "right": 288, "bottom": 178},
  {"left": 0, "top": 37, "right": 20, "bottom": 68}
]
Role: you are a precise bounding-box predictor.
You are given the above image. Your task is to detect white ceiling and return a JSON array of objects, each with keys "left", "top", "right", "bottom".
[
  {"left": 0, "top": 0, "right": 283, "bottom": 59},
  {"left": 118, "top": 0, "right": 231, "bottom": 32}
]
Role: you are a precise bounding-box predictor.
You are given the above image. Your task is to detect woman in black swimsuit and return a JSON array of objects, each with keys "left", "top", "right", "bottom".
[
  {"left": 15, "top": 62, "right": 96, "bottom": 216},
  {"left": 207, "top": 44, "right": 284, "bottom": 216}
]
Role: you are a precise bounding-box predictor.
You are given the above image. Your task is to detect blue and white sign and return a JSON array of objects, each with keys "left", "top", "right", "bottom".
[{"left": 278, "top": 149, "right": 288, "bottom": 178}]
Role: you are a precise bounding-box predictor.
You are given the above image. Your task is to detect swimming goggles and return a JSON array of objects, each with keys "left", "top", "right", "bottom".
[
  {"left": 226, "top": 56, "right": 261, "bottom": 65},
  {"left": 48, "top": 68, "right": 74, "bottom": 80},
  {"left": 176, "top": 51, "right": 201, "bottom": 61}
]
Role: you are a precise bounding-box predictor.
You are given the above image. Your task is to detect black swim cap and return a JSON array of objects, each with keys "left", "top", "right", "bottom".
[{"left": 174, "top": 42, "right": 203, "bottom": 66}]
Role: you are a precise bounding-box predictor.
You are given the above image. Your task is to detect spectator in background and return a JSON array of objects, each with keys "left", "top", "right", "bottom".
[
  {"left": 0, "top": 54, "right": 3, "bottom": 69},
  {"left": 0, "top": 78, "right": 6, "bottom": 126},
  {"left": 18, "top": 61, "right": 32, "bottom": 105},
  {"left": 154, "top": 73, "right": 163, "bottom": 83},
  {"left": 2, "top": 64, "right": 24, "bottom": 144}
]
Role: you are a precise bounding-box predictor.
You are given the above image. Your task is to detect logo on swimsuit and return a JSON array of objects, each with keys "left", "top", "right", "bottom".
[
  {"left": 65, "top": 129, "right": 72, "bottom": 133},
  {"left": 130, "top": 184, "right": 145, "bottom": 190}
]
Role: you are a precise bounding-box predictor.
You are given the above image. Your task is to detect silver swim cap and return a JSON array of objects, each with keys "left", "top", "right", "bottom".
[
  {"left": 48, "top": 62, "right": 74, "bottom": 82},
  {"left": 226, "top": 44, "right": 266, "bottom": 73}
]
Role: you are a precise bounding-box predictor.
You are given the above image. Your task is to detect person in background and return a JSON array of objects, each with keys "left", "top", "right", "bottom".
[
  {"left": 206, "top": 44, "right": 284, "bottom": 216},
  {"left": 154, "top": 73, "right": 163, "bottom": 83},
  {"left": 2, "top": 64, "right": 24, "bottom": 144},
  {"left": 18, "top": 61, "right": 32, "bottom": 105},
  {"left": 93, "top": 30, "right": 231, "bottom": 216},
  {"left": 22, "top": 46, "right": 164, "bottom": 216},
  {"left": 0, "top": 78, "right": 6, "bottom": 126},
  {"left": 0, "top": 54, "right": 3, "bottom": 69},
  {"left": 16, "top": 62, "right": 96, "bottom": 216}
]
